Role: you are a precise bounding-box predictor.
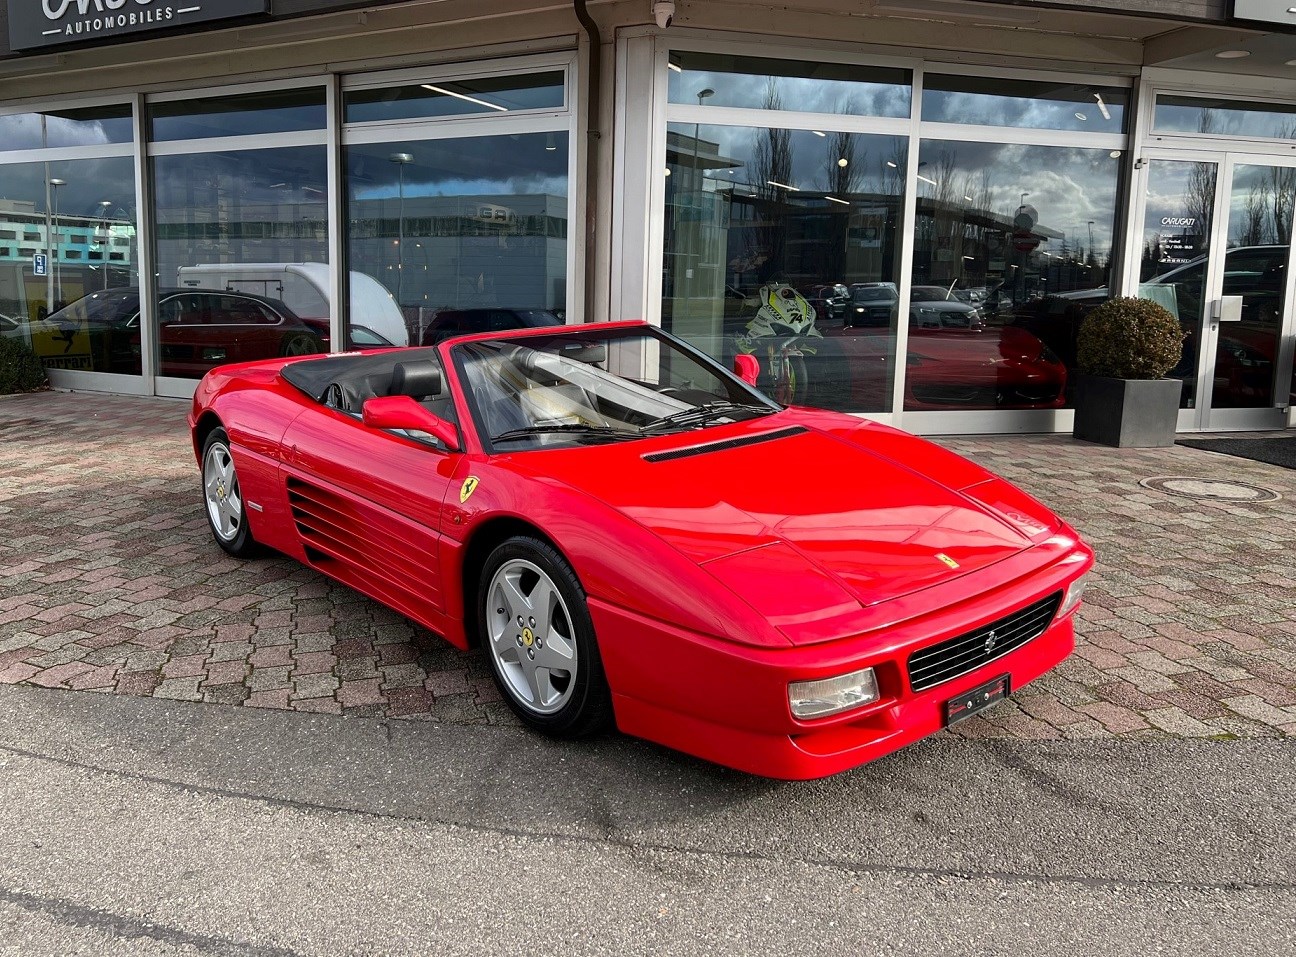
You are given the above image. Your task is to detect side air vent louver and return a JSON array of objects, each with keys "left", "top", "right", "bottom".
[{"left": 642, "top": 425, "right": 808, "bottom": 463}]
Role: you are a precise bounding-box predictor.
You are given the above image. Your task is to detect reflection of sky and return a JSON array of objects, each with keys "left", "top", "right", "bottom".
[
  {"left": 153, "top": 147, "right": 329, "bottom": 210},
  {"left": 0, "top": 109, "right": 132, "bottom": 149},
  {"left": 922, "top": 76, "right": 1125, "bottom": 133},
  {"left": 150, "top": 91, "right": 326, "bottom": 141},
  {"left": 0, "top": 157, "right": 136, "bottom": 219},
  {"left": 344, "top": 74, "right": 565, "bottom": 123},
  {"left": 918, "top": 140, "right": 1121, "bottom": 251},
  {"left": 670, "top": 53, "right": 910, "bottom": 117},
  {"left": 672, "top": 124, "right": 905, "bottom": 194},
  {"left": 1155, "top": 99, "right": 1296, "bottom": 139},
  {"left": 347, "top": 134, "right": 569, "bottom": 200}
]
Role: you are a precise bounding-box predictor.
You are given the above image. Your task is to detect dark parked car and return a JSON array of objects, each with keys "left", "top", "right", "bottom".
[
  {"left": 420, "top": 308, "right": 563, "bottom": 345},
  {"left": 44, "top": 287, "right": 324, "bottom": 378}
]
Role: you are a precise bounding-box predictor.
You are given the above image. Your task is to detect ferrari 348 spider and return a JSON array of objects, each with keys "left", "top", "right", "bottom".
[{"left": 189, "top": 320, "right": 1093, "bottom": 779}]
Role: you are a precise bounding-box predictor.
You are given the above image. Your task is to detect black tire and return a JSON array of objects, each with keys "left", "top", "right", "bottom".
[
  {"left": 279, "top": 331, "right": 323, "bottom": 357},
  {"left": 478, "top": 536, "right": 612, "bottom": 738},
  {"left": 200, "top": 427, "right": 260, "bottom": 558}
]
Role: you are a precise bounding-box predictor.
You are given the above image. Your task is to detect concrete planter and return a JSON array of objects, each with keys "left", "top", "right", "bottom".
[{"left": 1072, "top": 375, "right": 1181, "bottom": 448}]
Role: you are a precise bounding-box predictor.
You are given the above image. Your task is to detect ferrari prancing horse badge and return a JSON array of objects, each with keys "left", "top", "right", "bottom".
[{"left": 460, "top": 476, "right": 480, "bottom": 504}]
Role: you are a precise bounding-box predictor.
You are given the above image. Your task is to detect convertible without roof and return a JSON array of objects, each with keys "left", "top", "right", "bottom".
[{"left": 189, "top": 320, "right": 1093, "bottom": 779}]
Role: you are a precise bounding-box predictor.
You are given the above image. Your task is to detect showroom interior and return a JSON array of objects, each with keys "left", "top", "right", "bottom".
[{"left": 1, "top": 0, "right": 1294, "bottom": 435}]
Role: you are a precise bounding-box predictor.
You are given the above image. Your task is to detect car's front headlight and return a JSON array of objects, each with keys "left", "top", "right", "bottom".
[
  {"left": 789, "top": 667, "right": 879, "bottom": 719},
  {"left": 1059, "top": 574, "right": 1089, "bottom": 616}
]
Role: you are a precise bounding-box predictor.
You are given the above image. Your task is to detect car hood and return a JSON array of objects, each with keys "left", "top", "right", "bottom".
[{"left": 517, "top": 416, "right": 1055, "bottom": 641}]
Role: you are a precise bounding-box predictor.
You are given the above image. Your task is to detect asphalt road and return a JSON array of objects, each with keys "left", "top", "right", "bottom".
[{"left": 0, "top": 684, "right": 1292, "bottom": 956}]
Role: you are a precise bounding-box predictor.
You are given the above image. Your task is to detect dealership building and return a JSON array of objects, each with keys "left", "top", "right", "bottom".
[{"left": 1, "top": 0, "right": 1295, "bottom": 436}]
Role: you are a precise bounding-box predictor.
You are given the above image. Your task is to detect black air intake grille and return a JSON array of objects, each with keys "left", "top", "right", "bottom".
[
  {"left": 906, "top": 592, "right": 1063, "bottom": 692},
  {"left": 642, "top": 426, "right": 807, "bottom": 463}
]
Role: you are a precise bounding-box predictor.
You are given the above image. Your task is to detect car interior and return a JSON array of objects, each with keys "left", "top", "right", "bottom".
[{"left": 280, "top": 347, "right": 458, "bottom": 428}]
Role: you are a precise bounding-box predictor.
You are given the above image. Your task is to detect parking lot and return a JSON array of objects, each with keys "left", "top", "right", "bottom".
[
  {"left": 1, "top": 389, "right": 1294, "bottom": 955},
  {"left": 2, "top": 390, "right": 1294, "bottom": 741}
]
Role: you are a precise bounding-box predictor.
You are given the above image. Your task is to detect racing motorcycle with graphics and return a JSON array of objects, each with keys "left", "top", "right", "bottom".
[{"left": 735, "top": 283, "right": 824, "bottom": 405}]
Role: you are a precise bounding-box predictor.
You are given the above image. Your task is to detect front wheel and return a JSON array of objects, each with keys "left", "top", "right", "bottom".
[
  {"left": 479, "top": 536, "right": 612, "bottom": 737},
  {"left": 201, "top": 427, "right": 259, "bottom": 558}
]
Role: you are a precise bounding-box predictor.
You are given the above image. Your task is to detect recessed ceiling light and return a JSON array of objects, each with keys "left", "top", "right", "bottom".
[
  {"left": 1075, "top": 112, "right": 1087, "bottom": 121},
  {"left": 1286, "top": 59, "right": 1296, "bottom": 66},
  {"left": 1110, "top": 150, "right": 1122, "bottom": 158},
  {"left": 1215, "top": 50, "right": 1250, "bottom": 59}
]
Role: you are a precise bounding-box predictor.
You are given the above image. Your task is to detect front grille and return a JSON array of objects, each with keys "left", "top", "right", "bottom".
[{"left": 906, "top": 592, "right": 1063, "bottom": 692}]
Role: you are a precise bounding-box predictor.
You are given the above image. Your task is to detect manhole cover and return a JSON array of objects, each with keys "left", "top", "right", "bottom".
[{"left": 1139, "top": 476, "right": 1281, "bottom": 502}]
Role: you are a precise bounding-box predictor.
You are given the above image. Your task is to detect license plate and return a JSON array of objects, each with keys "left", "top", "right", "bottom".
[{"left": 944, "top": 673, "right": 1011, "bottom": 726}]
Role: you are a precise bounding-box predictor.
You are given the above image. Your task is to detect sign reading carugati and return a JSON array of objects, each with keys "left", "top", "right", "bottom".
[{"left": 8, "top": 0, "right": 270, "bottom": 52}]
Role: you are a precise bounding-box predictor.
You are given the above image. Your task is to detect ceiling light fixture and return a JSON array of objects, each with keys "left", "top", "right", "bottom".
[
  {"left": 767, "top": 180, "right": 800, "bottom": 191},
  {"left": 421, "top": 84, "right": 508, "bottom": 112},
  {"left": 886, "top": 160, "right": 898, "bottom": 168},
  {"left": 1075, "top": 112, "right": 1087, "bottom": 121},
  {"left": 1215, "top": 50, "right": 1250, "bottom": 59},
  {"left": 812, "top": 130, "right": 826, "bottom": 137},
  {"left": 668, "top": 61, "right": 682, "bottom": 73},
  {"left": 916, "top": 173, "right": 937, "bottom": 186},
  {"left": 1093, "top": 93, "right": 1111, "bottom": 121},
  {"left": 824, "top": 195, "right": 850, "bottom": 205}
]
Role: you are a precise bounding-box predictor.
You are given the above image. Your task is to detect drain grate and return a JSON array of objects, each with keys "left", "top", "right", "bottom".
[{"left": 1139, "top": 476, "right": 1281, "bottom": 502}]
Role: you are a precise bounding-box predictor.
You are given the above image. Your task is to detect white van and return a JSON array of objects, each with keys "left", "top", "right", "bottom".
[{"left": 176, "top": 263, "right": 409, "bottom": 348}]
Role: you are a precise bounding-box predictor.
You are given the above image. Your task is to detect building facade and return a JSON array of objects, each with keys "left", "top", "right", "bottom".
[{"left": 1, "top": 0, "right": 1294, "bottom": 435}]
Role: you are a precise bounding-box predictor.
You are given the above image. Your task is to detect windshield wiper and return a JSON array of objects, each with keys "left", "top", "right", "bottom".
[
  {"left": 491, "top": 423, "right": 641, "bottom": 444},
  {"left": 640, "top": 401, "right": 776, "bottom": 435}
]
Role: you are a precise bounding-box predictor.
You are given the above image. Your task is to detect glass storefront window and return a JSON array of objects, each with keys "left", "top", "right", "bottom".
[
  {"left": 0, "top": 157, "right": 140, "bottom": 373},
  {"left": 662, "top": 122, "right": 908, "bottom": 412},
  {"left": 0, "top": 104, "right": 134, "bottom": 149},
  {"left": 668, "top": 52, "right": 911, "bottom": 117},
  {"left": 344, "top": 73, "right": 565, "bottom": 123},
  {"left": 151, "top": 146, "right": 330, "bottom": 378},
  {"left": 149, "top": 88, "right": 326, "bottom": 141},
  {"left": 905, "top": 140, "right": 1122, "bottom": 411},
  {"left": 1154, "top": 96, "right": 1296, "bottom": 141},
  {"left": 922, "top": 75, "right": 1127, "bottom": 133},
  {"left": 344, "top": 132, "right": 570, "bottom": 349}
]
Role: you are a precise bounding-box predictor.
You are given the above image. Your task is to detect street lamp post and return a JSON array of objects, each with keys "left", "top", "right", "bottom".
[
  {"left": 389, "top": 152, "right": 413, "bottom": 311},
  {"left": 47, "top": 177, "right": 66, "bottom": 312}
]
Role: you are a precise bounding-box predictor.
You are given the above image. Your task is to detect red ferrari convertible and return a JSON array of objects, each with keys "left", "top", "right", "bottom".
[{"left": 189, "top": 320, "right": 1093, "bottom": 779}]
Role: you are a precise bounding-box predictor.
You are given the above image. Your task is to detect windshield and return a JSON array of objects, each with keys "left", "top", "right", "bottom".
[{"left": 455, "top": 327, "right": 777, "bottom": 451}]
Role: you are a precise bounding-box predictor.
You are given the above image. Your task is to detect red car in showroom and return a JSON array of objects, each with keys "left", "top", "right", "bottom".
[{"left": 189, "top": 321, "right": 1092, "bottom": 779}]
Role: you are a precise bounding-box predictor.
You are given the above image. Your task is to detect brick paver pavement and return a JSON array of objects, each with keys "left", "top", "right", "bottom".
[{"left": 2, "top": 390, "right": 1294, "bottom": 742}]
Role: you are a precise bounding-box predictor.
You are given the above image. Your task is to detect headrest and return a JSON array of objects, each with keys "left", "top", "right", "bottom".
[{"left": 390, "top": 360, "right": 442, "bottom": 399}]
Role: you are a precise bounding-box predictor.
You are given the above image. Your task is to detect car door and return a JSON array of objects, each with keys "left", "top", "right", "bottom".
[{"left": 277, "top": 394, "right": 462, "bottom": 626}]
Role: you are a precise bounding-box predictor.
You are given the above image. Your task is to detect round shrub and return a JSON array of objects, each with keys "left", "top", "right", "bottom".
[
  {"left": 1076, "top": 296, "right": 1184, "bottom": 380},
  {"left": 0, "top": 336, "right": 49, "bottom": 395}
]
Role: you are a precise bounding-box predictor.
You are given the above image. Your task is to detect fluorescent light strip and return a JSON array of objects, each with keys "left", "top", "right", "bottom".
[
  {"left": 421, "top": 84, "right": 508, "bottom": 112},
  {"left": 668, "top": 62, "right": 682, "bottom": 73},
  {"left": 1094, "top": 93, "right": 1111, "bottom": 121},
  {"left": 824, "top": 195, "right": 850, "bottom": 205},
  {"left": 916, "top": 174, "right": 937, "bottom": 186},
  {"left": 767, "top": 180, "right": 800, "bottom": 191},
  {"left": 812, "top": 130, "right": 826, "bottom": 137}
]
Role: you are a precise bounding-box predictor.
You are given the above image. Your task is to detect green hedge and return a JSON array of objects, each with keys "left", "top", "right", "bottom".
[
  {"left": 1076, "top": 296, "right": 1184, "bottom": 381},
  {"left": 0, "top": 337, "right": 49, "bottom": 395}
]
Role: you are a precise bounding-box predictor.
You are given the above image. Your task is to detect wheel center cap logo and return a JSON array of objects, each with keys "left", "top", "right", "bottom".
[{"left": 522, "top": 627, "right": 535, "bottom": 647}]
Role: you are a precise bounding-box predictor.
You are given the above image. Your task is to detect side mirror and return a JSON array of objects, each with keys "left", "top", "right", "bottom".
[
  {"left": 362, "top": 395, "right": 460, "bottom": 451},
  {"left": 733, "top": 353, "right": 759, "bottom": 386}
]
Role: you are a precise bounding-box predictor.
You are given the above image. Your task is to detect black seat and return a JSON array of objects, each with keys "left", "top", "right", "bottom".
[{"left": 389, "top": 360, "right": 442, "bottom": 400}]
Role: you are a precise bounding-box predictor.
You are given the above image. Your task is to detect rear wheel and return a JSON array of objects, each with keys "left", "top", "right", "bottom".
[
  {"left": 479, "top": 536, "right": 612, "bottom": 737},
  {"left": 201, "top": 427, "right": 259, "bottom": 558},
  {"left": 280, "top": 331, "right": 322, "bottom": 357}
]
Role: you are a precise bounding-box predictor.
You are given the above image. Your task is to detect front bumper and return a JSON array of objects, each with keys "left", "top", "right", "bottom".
[{"left": 592, "top": 545, "right": 1090, "bottom": 780}]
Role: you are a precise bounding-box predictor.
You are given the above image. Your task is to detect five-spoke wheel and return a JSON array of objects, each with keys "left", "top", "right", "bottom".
[
  {"left": 480, "top": 536, "right": 611, "bottom": 736},
  {"left": 201, "top": 427, "right": 258, "bottom": 557}
]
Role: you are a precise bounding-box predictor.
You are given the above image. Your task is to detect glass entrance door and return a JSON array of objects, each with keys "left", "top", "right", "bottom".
[{"left": 1137, "top": 153, "right": 1296, "bottom": 431}]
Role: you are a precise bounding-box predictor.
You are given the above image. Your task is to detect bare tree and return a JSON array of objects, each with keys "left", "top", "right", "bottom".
[{"left": 750, "top": 80, "right": 793, "bottom": 282}]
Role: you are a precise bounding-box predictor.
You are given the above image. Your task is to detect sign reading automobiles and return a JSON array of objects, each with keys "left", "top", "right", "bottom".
[{"left": 8, "top": 0, "right": 269, "bottom": 52}]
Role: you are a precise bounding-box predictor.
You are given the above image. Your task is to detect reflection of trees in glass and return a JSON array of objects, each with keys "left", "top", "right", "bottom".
[{"left": 750, "top": 81, "right": 793, "bottom": 281}]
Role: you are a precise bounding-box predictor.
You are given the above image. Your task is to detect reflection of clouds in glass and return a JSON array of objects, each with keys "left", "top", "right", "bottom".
[
  {"left": 684, "top": 125, "right": 904, "bottom": 194},
  {"left": 923, "top": 90, "right": 1123, "bottom": 133},
  {"left": 348, "top": 135, "right": 567, "bottom": 197},
  {"left": 359, "top": 174, "right": 568, "bottom": 200},
  {"left": 919, "top": 141, "right": 1120, "bottom": 248},
  {"left": 671, "top": 70, "right": 910, "bottom": 117},
  {"left": 0, "top": 112, "right": 120, "bottom": 150},
  {"left": 0, "top": 157, "right": 136, "bottom": 218}
]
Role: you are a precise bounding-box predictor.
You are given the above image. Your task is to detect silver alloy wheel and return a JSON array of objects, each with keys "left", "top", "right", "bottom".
[
  {"left": 203, "top": 441, "right": 243, "bottom": 543},
  {"left": 281, "top": 333, "right": 318, "bottom": 357},
  {"left": 486, "top": 558, "right": 579, "bottom": 715}
]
